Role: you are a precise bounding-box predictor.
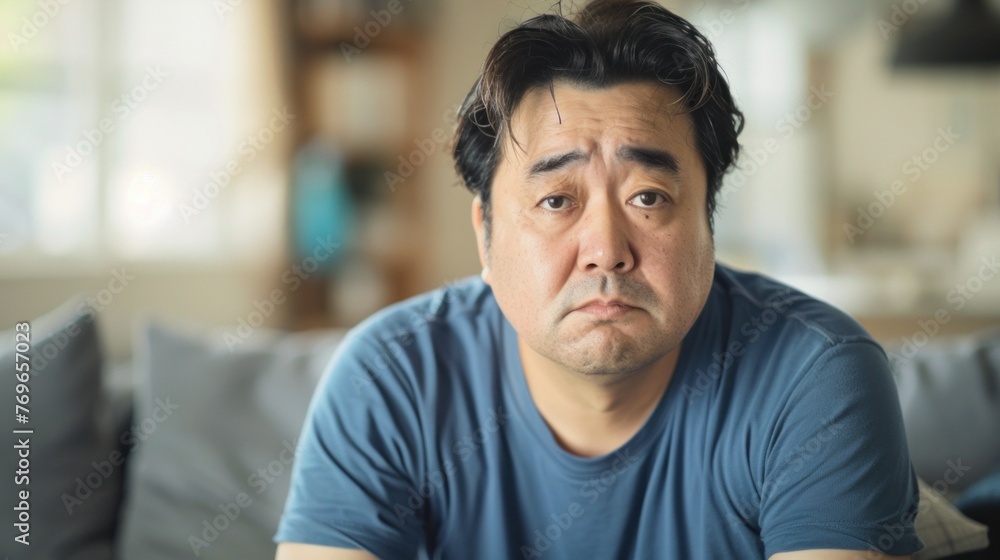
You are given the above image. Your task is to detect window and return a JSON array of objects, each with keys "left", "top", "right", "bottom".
[{"left": 0, "top": 0, "right": 287, "bottom": 268}]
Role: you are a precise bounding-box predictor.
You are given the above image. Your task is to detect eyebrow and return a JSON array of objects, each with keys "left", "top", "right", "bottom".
[
  {"left": 617, "top": 146, "right": 681, "bottom": 178},
  {"left": 525, "top": 146, "right": 682, "bottom": 181},
  {"left": 527, "top": 151, "right": 588, "bottom": 178}
]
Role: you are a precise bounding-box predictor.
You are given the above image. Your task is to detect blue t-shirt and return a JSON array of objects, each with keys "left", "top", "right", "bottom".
[{"left": 275, "top": 263, "right": 923, "bottom": 559}]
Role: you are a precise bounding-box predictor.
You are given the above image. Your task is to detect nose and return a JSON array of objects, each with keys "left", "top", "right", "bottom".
[{"left": 576, "top": 198, "right": 635, "bottom": 274}]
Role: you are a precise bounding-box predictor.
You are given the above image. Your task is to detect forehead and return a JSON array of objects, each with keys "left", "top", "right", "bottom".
[{"left": 503, "top": 80, "right": 699, "bottom": 166}]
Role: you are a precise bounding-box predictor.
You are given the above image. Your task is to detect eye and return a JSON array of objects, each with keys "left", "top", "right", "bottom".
[
  {"left": 539, "top": 195, "right": 573, "bottom": 211},
  {"left": 629, "top": 191, "right": 669, "bottom": 208}
]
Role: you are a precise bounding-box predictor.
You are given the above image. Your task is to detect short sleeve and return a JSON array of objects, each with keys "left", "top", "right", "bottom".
[
  {"left": 275, "top": 331, "right": 426, "bottom": 559},
  {"left": 759, "top": 340, "right": 924, "bottom": 558}
]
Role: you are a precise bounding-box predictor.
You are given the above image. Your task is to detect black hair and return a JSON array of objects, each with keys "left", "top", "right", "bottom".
[{"left": 452, "top": 0, "right": 745, "bottom": 245}]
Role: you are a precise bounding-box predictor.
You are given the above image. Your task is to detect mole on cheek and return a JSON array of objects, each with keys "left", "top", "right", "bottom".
[{"left": 645, "top": 215, "right": 649, "bottom": 219}]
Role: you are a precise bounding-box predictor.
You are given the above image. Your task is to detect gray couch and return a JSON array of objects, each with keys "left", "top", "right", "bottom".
[{"left": 1, "top": 299, "right": 995, "bottom": 559}]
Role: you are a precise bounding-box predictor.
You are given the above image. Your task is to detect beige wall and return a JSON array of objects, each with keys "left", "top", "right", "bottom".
[{"left": 0, "top": 262, "right": 287, "bottom": 361}]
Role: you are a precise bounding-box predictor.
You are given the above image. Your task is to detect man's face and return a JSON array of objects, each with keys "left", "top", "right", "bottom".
[{"left": 472, "top": 80, "right": 715, "bottom": 378}]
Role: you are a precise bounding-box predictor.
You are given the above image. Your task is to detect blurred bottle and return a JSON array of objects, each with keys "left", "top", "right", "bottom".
[{"left": 290, "top": 138, "right": 355, "bottom": 273}]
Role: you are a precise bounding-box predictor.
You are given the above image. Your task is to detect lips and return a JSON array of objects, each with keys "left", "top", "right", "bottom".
[{"left": 575, "top": 299, "right": 636, "bottom": 319}]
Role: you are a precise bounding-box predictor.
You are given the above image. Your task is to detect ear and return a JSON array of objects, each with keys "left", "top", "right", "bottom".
[{"left": 471, "top": 196, "right": 491, "bottom": 285}]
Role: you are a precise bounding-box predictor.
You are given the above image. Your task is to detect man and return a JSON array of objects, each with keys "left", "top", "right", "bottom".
[{"left": 275, "top": 1, "right": 923, "bottom": 558}]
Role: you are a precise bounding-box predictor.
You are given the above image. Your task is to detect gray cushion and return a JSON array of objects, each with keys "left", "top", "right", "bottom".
[
  {"left": 889, "top": 330, "right": 1000, "bottom": 495},
  {"left": 0, "top": 300, "right": 124, "bottom": 559},
  {"left": 114, "top": 320, "right": 344, "bottom": 560}
]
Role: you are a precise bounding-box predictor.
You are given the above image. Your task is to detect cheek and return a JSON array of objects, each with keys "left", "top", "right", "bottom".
[
  {"left": 681, "top": 228, "right": 714, "bottom": 285},
  {"left": 645, "top": 217, "right": 714, "bottom": 290},
  {"left": 491, "top": 221, "right": 575, "bottom": 303},
  {"left": 681, "top": 225, "right": 715, "bottom": 304}
]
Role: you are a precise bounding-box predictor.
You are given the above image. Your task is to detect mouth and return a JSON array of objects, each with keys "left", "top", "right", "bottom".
[{"left": 574, "top": 300, "right": 637, "bottom": 320}]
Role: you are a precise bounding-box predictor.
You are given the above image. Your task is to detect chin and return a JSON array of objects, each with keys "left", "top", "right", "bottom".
[
  {"left": 554, "top": 333, "right": 664, "bottom": 377},
  {"left": 564, "top": 355, "right": 655, "bottom": 378}
]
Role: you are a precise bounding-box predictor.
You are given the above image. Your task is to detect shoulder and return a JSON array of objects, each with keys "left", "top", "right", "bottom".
[
  {"left": 335, "top": 275, "right": 494, "bottom": 354},
  {"left": 695, "top": 263, "right": 892, "bottom": 404},
  {"left": 316, "top": 275, "right": 500, "bottom": 400},
  {"left": 712, "top": 262, "right": 880, "bottom": 355}
]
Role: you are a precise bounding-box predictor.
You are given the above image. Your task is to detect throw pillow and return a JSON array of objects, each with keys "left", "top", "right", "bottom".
[
  {"left": 952, "top": 464, "right": 1000, "bottom": 560},
  {"left": 889, "top": 330, "right": 1000, "bottom": 495},
  {"left": 0, "top": 299, "right": 124, "bottom": 559},
  {"left": 114, "top": 319, "right": 344, "bottom": 560}
]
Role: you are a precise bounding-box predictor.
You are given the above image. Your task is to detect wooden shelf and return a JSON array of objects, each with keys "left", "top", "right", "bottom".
[
  {"left": 282, "top": 0, "right": 432, "bottom": 330},
  {"left": 298, "top": 27, "right": 426, "bottom": 55}
]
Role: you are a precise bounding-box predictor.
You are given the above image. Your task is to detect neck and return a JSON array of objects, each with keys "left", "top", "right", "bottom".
[{"left": 519, "top": 338, "right": 681, "bottom": 458}]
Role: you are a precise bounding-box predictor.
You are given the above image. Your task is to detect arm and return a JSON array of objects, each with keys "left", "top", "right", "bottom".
[
  {"left": 276, "top": 543, "right": 380, "bottom": 560},
  {"left": 771, "top": 552, "right": 908, "bottom": 560},
  {"left": 758, "top": 341, "right": 923, "bottom": 557},
  {"left": 273, "top": 332, "right": 427, "bottom": 558}
]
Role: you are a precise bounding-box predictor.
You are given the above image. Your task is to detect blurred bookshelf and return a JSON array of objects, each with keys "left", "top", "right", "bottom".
[{"left": 282, "top": 0, "right": 435, "bottom": 330}]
